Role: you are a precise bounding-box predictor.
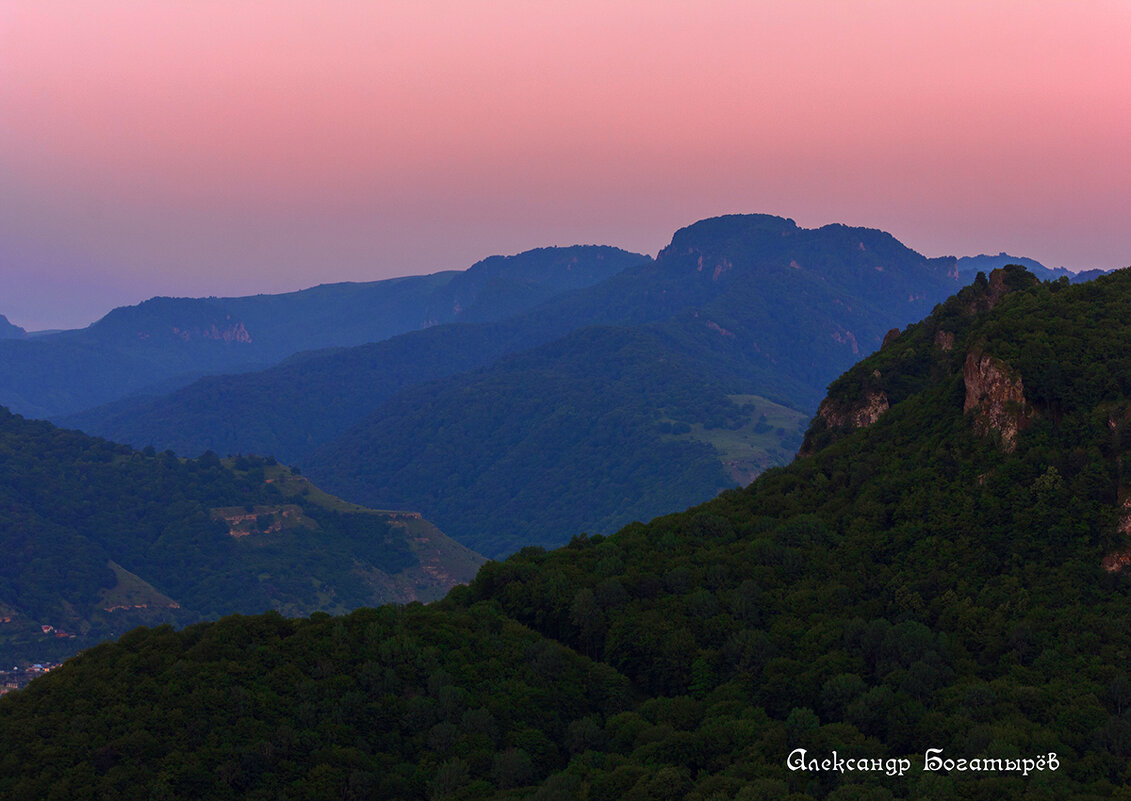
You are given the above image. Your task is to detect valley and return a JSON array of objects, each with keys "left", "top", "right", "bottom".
[
  {"left": 3, "top": 5, "right": 1124, "bottom": 797},
  {"left": 4, "top": 264, "right": 1131, "bottom": 798}
]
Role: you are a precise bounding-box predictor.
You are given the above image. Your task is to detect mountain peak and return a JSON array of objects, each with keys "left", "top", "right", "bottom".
[
  {"left": 663, "top": 214, "right": 798, "bottom": 254},
  {"left": 0, "top": 313, "right": 26, "bottom": 339}
]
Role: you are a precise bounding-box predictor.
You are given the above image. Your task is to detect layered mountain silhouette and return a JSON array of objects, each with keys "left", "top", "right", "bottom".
[
  {"left": 954, "top": 251, "right": 1109, "bottom": 283},
  {"left": 69, "top": 215, "right": 967, "bottom": 554},
  {"left": 0, "top": 246, "right": 645, "bottom": 419},
  {"left": 5, "top": 267, "right": 1131, "bottom": 798}
]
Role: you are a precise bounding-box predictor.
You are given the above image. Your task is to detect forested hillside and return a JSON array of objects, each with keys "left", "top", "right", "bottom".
[
  {"left": 0, "top": 410, "right": 483, "bottom": 666},
  {"left": 306, "top": 325, "right": 807, "bottom": 556},
  {"left": 5, "top": 268, "right": 1131, "bottom": 799}
]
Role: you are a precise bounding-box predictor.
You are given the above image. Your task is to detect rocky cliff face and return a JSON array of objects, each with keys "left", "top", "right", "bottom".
[
  {"left": 815, "top": 390, "right": 890, "bottom": 431},
  {"left": 798, "top": 385, "right": 890, "bottom": 458},
  {"left": 963, "top": 351, "right": 1034, "bottom": 452},
  {"left": 205, "top": 322, "right": 252, "bottom": 343}
]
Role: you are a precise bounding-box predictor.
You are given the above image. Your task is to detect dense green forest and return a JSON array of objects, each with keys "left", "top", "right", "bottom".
[
  {"left": 0, "top": 413, "right": 483, "bottom": 665},
  {"left": 5, "top": 267, "right": 1131, "bottom": 799},
  {"left": 306, "top": 325, "right": 806, "bottom": 556}
]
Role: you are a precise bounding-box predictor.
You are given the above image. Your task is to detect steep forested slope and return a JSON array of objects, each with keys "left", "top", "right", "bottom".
[{"left": 6, "top": 268, "right": 1131, "bottom": 798}]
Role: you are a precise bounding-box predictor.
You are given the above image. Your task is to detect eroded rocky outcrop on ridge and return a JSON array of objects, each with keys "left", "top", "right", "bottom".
[
  {"left": 798, "top": 387, "right": 890, "bottom": 458},
  {"left": 963, "top": 350, "right": 1034, "bottom": 452},
  {"left": 815, "top": 390, "right": 890, "bottom": 432}
]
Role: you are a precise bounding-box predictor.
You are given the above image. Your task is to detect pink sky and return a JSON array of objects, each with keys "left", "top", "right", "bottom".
[{"left": 2, "top": 1, "right": 1130, "bottom": 330}]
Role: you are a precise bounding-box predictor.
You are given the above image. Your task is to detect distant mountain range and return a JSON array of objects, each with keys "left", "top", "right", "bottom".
[
  {"left": 0, "top": 408, "right": 484, "bottom": 666},
  {"left": 24, "top": 218, "right": 1118, "bottom": 558},
  {"left": 0, "top": 245, "right": 645, "bottom": 419},
  {"left": 955, "top": 251, "right": 1108, "bottom": 283},
  {"left": 67, "top": 214, "right": 973, "bottom": 555}
]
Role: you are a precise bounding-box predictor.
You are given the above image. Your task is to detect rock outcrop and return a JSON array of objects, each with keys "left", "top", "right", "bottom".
[
  {"left": 205, "top": 322, "right": 253, "bottom": 343},
  {"left": 963, "top": 351, "right": 1034, "bottom": 452},
  {"left": 816, "top": 390, "right": 890, "bottom": 431},
  {"left": 986, "top": 269, "right": 1011, "bottom": 309},
  {"left": 1102, "top": 495, "right": 1131, "bottom": 573},
  {"left": 1101, "top": 551, "right": 1131, "bottom": 573},
  {"left": 831, "top": 327, "right": 860, "bottom": 355},
  {"left": 798, "top": 389, "right": 891, "bottom": 457}
]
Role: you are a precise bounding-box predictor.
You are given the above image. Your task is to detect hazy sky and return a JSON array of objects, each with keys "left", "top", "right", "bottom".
[{"left": 2, "top": 1, "right": 1130, "bottom": 330}]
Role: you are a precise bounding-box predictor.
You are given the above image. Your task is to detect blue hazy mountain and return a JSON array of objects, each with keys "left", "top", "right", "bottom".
[
  {"left": 72, "top": 215, "right": 968, "bottom": 555},
  {"left": 0, "top": 246, "right": 645, "bottom": 418},
  {"left": 955, "top": 251, "right": 1110, "bottom": 283},
  {"left": 0, "top": 313, "right": 25, "bottom": 339}
]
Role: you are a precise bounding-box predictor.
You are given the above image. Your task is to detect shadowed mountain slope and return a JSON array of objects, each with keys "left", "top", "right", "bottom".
[
  {"left": 1, "top": 246, "right": 644, "bottom": 418},
  {"left": 303, "top": 216, "right": 964, "bottom": 553},
  {"left": 5, "top": 269, "right": 1131, "bottom": 798},
  {"left": 67, "top": 216, "right": 961, "bottom": 464}
]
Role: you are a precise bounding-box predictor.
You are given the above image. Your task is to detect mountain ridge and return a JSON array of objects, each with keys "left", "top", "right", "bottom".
[
  {"left": 0, "top": 245, "right": 646, "bottom": 418},
  {"left": 68, "top": 214, "right": 965, "bottom": 461},
  {"left": 302, "top": 215, "right": 967, "bottom": 553},
  {"left": 5, "top": 266, "right": 1131, "bottom": 798},
  {"left": 67, "top": 214, "right": 974, "bottom": 555}
]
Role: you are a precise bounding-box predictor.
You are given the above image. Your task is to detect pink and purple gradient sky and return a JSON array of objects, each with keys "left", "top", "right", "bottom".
[{"left": 2, "top": 1, "right": 1130, "bottom": 330}]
